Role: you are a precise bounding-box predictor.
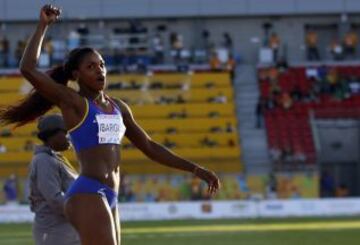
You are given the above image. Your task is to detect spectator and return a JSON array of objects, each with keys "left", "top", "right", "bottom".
[
  {"left": 282, "top": 146, "right": 294, "bottom": 165},
  {"left": 3, "top": 174, "right": 17, "bottom": 204},
  {"left": 226, "top": 54, "right": 236, "bottom": 83},
  {"left": 255, "top": 97, "right": 266, "bottom": 128},
  {"left": 213, "top": 92, "right": 227, "bottom": 103},
  {"left": 290, "top": 85, "right": 303, "bottom": 102},
  {"left": 225, "top": 122, "right": 234, "bottom": 132},
  {"left": 67, "top": 30, "right": 81, "bottom": 50},
  {"left": 44, "top": 36, "right": 54, "bottom": 66},
  {"left": 171, "top": 32, "right": 184, "bottom": 63},
  {"left": 15, "top": 39, "right": 26, "bottom": 65},
  {"left": 266, "top": 173, "right": 278, "bottom": 199},
  {"left": 152, "top": 34, "right": 164, "bottom": 64},
  {"left": 269, "top": 146, "right": 282, "bottom": 165},
  {"left": 200, "top": 136, "right": 217, "bottom": 148},
  {"left": 118, "top": 173, "right": 135, "bottom": 202},
  {"left": 268, "top": 67, "right": 279, "bottom": 81},
  {"left": 276, "top": 57, "right": 288, "bottom": 73},
  {"left": 209, "top": 52, "right": 221, "bottom": 71},
  {"left": 266, "top": 94, "right": 277, "bottom": 109},
  {"left": 190, "top": 178, "right": 204, "bottom": 201},
  {"left": 0, "top": 128, "right": 12, "bottom": 137},
  {"left": 329, "top": 38, "right": 343, "bottom": 61},
  {"left": 0, "top": 142, "right": 7, "bottom": 153},
  {"left": 320, "top": 171, "right": 335, "bottom": 197},
  {"left": 335, "top": 183, "right": 349, "bottom": 197},
  {"left": 293, "top": 148, "right": 307, "bottom": 165},
  {"left": 305, "top": 30, "right": 320, "bottom": 61},
  {"left": 223, "top": 32, "right": 233, "bottom": 53},
  {"left": 343, "top": 30, "right": 358, "bottom": 60},
  {"left": 270, "top": 80, "right": 281, "bottom": 96},
  {"left": 281, "top": 92, "right": 293, "bottom": 110},
  {"left": 201, "top": 30, "right": 214, "bottom": 61},
  {"left": 0, "top": 36, "right": 9, "bottom": 67},
  {"left": 269, "top": 32, "right": 280, "bottom": 62},
  {"left": 349, "top": 77, "right": 360, "bottom": 94}
]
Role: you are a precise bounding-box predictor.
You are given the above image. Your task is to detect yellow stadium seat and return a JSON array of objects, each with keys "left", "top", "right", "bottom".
[
  {"left": 122, "top": 132, "right": 239, "bottom": 148},
  {"left": 2, "top": 122, "right": 37, "bottom": 136},
  {"left": 107, "top": 72, "right": 231, "bottom": 88},
  {"left": 0, "top": 137, "right": 40, "bottom": 152},
  {"left": 0, "top": 146, "right": 240, "bottom": 163},
  {"left": 106, "top": 87, "right": 233, "bottom": 104},
  {"left": 130, "top": 103, "right": 235, "bottom": 118},
  {"left": 0, "top": 71, "right": 242, "bottom": 176},
  {"left": 0, "top": 76, "right": 27, "bottom": 92},
  {"left": 0, "top": 92, "right": 24, "bottom": 105},
  {"left": 136, "top": 117, "right": 237, "bottom": 133}
]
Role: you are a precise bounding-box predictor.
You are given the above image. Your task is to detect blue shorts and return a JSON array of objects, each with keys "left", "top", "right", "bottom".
[{"left": 65, "top": 175, "right": 118, "bottom": 209}]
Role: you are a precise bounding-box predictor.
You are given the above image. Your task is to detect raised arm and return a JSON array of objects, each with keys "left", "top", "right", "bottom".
[
  {"left": 114, "top": 98, "right": 221, "bottom": 195},
  {"left": 20, "top": 5, "right": 76, "bottom": 107}
]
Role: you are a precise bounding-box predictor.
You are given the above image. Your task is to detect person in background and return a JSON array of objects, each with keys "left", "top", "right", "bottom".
[
  {"left": 336, "top": 183, "right": 349, "bottom": 197},
  {"left": 0, "top": 142, "right": 7, "bottom": 153},
  {"left": 343, "top": 29, "right": 358, "bottom": 60},
  {"left": 3, "top": 174, "right": 17, "bottom": 204},
  {"left": 209, "top": 51, "right": 221, "bottom": 71},
  {"left": 305, "top": 29, "right": 320, "bottom": 61},
  {"left": 255, "top": 96, "right": 266, "bottom": 128},
  {"left": 320, "top": 171, "right": 335, "bottom": 197},
  {"left": 223, "top": 32, "right": 233, "bottom": 53},
  {"left": 329, "top": 38, "right": 343, "bottom": 61},
  {"left": 0, "top": 5, "right": 220, "bottom": 245},
  {"left": 226, "top": 54, "right": 236, "bottom": 83},
  {"left": 269, "top": 32, "right": 280, "bottom": 63},
  {"left": 0, "top": 36, "right": 9, "bottom": 67},
  {"left": 28, "top": 114, "right": 80, "bottom": 245},
  {"left": 152, "top": 34, "right": 164, "bottom": 64}
]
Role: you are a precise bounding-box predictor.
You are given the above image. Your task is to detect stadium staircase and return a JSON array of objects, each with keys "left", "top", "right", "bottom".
[{"left": 234, "top": 65, "right": 271, "bottom": 174}]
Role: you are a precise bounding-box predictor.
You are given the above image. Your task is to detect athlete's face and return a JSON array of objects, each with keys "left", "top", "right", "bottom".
[{"left": 75, "top": 51, "right": 107, "bottom": 91}]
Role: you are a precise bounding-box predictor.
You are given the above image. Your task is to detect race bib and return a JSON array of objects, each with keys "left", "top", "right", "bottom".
[{"left": 96, "top": 114, "right": 126, "bottom": 144}]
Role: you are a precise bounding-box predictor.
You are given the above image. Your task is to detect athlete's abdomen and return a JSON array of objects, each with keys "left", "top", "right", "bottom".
[{"left": 76, "top": 144, "right": 121, "bottom": 191}]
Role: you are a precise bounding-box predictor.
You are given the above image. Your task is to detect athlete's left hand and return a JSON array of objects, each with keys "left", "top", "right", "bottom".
[{"left": 195, "top": 167, "right": 221, "bottom": 196}]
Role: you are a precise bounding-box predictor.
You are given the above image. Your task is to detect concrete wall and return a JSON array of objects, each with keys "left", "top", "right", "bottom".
[
  {"left": 2, "top": 14, "right": 360, "bottom": 64},
  {"left": 0, "top": 0, "right": 359, "bottom": 21}
]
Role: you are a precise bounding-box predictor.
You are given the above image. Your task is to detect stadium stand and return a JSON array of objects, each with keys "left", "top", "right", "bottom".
[
  {"left": 259, "top": 64, "right": 360, "bottom": 167},
  {"left": 0, "top": 72, "right": 243, "bottom": 180}
]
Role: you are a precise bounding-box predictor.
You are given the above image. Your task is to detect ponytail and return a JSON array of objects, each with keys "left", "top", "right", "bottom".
[
  {"left": 0, "top": 47, "right": 96, "bottom": 128},
  {"left": 0, "top": 65, "right": 70, "bottom": 127}
]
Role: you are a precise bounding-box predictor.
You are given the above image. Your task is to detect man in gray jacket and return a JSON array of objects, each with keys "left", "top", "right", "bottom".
[{"left": 28, "top": 114, "right": 80, "bottom": 245}]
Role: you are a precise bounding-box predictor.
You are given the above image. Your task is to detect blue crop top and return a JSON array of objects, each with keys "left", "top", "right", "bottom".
[{"left": 68, "top": 97, "right": 126, "bottom": 152}]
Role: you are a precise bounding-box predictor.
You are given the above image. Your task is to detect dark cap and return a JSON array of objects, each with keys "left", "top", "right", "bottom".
[{"left": 37, "top": 114, "right": 66, "bottom": 134}]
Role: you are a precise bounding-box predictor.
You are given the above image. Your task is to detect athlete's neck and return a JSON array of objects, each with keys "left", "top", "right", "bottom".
[{"left": 79, "top": 89, "right": 106, "bottom": 104}]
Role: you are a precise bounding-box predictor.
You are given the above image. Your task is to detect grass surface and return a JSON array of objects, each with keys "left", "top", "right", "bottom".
[{"left": 1, "top": 217, "right": 360, "bottom": 245}]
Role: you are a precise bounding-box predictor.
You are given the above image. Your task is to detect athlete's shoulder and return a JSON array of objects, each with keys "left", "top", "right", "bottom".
[{"left": 109, "top": 97, "right": 132, "bottom": 117}]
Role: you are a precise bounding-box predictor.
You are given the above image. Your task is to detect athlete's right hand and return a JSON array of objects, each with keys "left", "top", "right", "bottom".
[{"left": 40, "top": 4, "right": 61, "bottom": 25}]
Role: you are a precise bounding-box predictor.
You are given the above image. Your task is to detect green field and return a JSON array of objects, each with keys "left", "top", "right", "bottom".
[{"left": 1, "top": 217, "right": 360, "bottom": 245}]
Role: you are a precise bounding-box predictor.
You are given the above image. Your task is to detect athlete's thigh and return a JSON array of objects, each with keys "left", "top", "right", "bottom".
[
  {"left": 65, "top": 194, "right": 117, "bottom": 245},
  {"left": 111, "top": 206, "right": 121, "bottom": 245}
]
